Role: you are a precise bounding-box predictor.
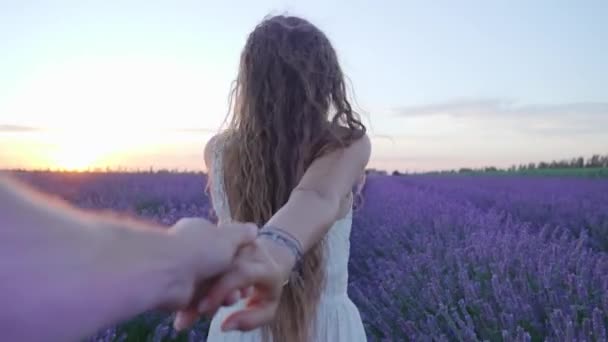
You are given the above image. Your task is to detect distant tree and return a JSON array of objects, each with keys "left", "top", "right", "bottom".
[
  {"left": 392, "top": 170, "right": 401, "bottom": 176},
  {"left": 586, "top": 154, "right": 601, "bottom": 168}
]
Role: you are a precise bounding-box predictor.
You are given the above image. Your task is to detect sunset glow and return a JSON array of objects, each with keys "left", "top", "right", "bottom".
[
  {"left": 46, "top": 130, "right": 117, "bottom": 171},
  {"left": 1, "top": 55, "right": 226, "bottom": 171},
  {"left": 3, "top": 57, "right": 226, "bottom": 131},
  {"left": 1, "top": 1, "right": 606, "bottom": 172}
]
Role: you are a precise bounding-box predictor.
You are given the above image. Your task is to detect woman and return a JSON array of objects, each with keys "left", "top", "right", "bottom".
[{"left": 177, "top": 15, "right": 371, "bottom": 341}]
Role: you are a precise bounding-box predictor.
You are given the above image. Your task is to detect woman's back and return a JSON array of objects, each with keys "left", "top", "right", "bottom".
[
  {"left": 199, "top": 14, "right": 369, "bottom": 342},
  {"left": 206, "top": 134, "right": 366, "bottom": 341}
]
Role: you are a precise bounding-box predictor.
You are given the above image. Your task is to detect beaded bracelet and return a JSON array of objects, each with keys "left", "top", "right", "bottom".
[{"left": 257, "top": 225, "right": 304, "bottom": 273}]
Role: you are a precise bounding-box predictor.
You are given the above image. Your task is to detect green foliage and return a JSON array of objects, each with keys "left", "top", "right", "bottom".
[
  {"left": 468, "top": 168, "right": 608, "bottom": 178},
  {"left": 392, "top": 154, "right": 608, "bottom": 178},
  {"left": 415, "top": 167, "right": 608, "bottom": 178}
]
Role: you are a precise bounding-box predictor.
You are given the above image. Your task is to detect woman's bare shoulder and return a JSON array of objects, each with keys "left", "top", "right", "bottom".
[
  {"left": 203, "top": 133, "right": 225, "bottom": 170},
  {"left": 338, "top": 132, "right": 371, "bottom": 164},
  {"left": 296, "top": 133, "right": 371, "bottom": 200},
  {"left": 204, "top": 130, "right": 236, "bottom": 167}
]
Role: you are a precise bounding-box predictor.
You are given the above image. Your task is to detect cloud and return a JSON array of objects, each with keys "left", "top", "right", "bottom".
[
  {"left": 393, "top": 99, "right": 608, "bottom": 135},
  {"left": 0, "top": 125, "right": 219, "bottom": 134},
  {"left": 394, "top": 98, "right": 513, "bottom": 118},
  {"left": 394, "top": 99, "right": 608, "bottom": 118},
  {"left": 0, "top": 124, "right": 39, "bottom": 132}
]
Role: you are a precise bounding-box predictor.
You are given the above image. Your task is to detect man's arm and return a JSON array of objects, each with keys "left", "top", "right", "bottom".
[{"left": 0, "top": 177, "right": 255, "bottom": 341}]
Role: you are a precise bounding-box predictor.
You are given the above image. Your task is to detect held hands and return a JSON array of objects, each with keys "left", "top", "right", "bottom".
[
  {"left": 172, "top": 224, "right": 297, "bottom": 332},
  {"left": 158, "top": 218, "right": 258, "bottom": 311}
]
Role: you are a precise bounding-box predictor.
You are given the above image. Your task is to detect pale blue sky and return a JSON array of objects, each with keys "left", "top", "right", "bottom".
[{"left": 1, "top": 0, "right": 607, "bottom": 171}]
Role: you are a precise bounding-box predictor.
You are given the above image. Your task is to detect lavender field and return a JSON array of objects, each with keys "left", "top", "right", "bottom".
[{"left": 10, "top": 171, "right": 608, "bottom": 342}]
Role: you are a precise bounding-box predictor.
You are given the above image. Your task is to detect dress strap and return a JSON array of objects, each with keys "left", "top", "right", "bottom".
[{"left": 210, "top": 134, "right": 232, "bottom": 222}]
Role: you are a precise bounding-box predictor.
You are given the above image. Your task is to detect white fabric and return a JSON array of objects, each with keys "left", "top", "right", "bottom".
[{"left": 206, "top": 136, "right": 367, "bottom": 341}]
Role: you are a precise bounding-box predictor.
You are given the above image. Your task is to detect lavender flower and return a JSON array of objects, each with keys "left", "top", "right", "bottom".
[{"left": 11, "top": 171, "right": 608, "bottom": 341}]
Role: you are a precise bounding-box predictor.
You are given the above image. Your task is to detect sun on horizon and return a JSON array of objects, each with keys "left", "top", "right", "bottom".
[
  {"left": 31, "top": 129, "right": 149, "bottom": 172},
  {"left": 0, "top": 127, "right": 215, "bottom": 172}
]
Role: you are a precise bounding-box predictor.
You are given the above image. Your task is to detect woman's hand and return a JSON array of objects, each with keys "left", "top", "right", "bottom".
[{"left": 174, "top": 236, "right": 296, "bottom": 332}]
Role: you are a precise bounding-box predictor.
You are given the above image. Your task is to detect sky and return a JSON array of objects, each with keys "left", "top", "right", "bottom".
[{"left": 1, "top": 0, "right": 607, "bottom": 172}]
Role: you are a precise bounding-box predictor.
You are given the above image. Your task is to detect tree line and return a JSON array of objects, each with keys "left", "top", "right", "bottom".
[
  {"left": 490, "top": 154, "right": 608, "bottom": 173},
  {"left": 389, "top": 154, "right": 608, "bottom": 176}
]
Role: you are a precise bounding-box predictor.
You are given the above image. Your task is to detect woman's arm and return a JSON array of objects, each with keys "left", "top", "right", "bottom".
[
  {"left": 262, "top": 134, "right": 371, "bottom": 270},
  {"left": 0, "top": 177, "right": 256, "bottom": 341}
]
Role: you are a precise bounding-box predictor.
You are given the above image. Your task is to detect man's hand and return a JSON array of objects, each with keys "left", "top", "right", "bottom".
[
  {"left": 0, "top": 177, "right": 258, "bottom": 341},
  {"left": 172, "top": 236, "right": 292, "bottom": 332},
  {"left": 161, "top": 218, "right": 258, "bottom": 311}
]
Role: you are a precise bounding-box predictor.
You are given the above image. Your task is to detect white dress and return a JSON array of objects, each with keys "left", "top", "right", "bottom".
[{"left": 206, "top": 137, "right": 367, "bottom": 342}]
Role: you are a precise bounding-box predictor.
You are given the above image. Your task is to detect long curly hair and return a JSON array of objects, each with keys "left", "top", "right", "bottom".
[{"left": 221, "top": 15, "right": 366, "bottom": 342}]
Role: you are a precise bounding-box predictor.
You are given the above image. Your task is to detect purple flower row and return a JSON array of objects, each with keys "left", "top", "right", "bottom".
[{"left": 9, "top": 171, "right": 607, "bottom": 341}]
